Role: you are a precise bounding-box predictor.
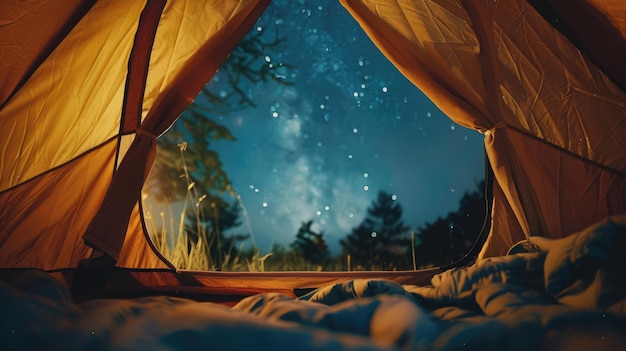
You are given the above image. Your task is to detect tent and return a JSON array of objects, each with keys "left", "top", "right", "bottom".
[
  {"left": 1, "top": 0, "right": 624, "bottom": 286},
  {"left": 1, "top": 0, "right": 625, "bottom": 349}
]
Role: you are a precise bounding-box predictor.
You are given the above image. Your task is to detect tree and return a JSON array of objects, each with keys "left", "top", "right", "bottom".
[
  {"left": 147, "top": 29, "right": 294, "bottom": 205},
  {"left": 290, "top": 220, "right": 330, "bottom": 266},
  {"left": 143, "top": 25, "right": 295, "bottom": 269},
  {"left": 413, "top": 180, "right": 487, "bottom": 268},
  {"left": 340, "top": 191, "right": 411, "bottom": 270}
]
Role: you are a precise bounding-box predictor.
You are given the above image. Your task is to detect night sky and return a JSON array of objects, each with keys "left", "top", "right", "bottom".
[{"left": 206, "top": 1, "right": 485, "bottom": 253}]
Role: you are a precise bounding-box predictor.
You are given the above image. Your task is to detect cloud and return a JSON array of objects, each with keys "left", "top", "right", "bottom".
[
  {"left": 277, "top": 117, "right": 302, "bottom": 151},
  {"left": 241, "top": 87, "right": 368, "bottom": 249},
  {"left": 265, "top": 155, "right": 325, "bottom": 242},
  {"left": 330, "top": 177, "right": 369, "bottom": 233}
]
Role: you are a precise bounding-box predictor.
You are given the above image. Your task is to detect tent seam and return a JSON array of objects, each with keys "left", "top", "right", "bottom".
[{"left": 0, "top": 136, "right": 118, "bottom": 196}]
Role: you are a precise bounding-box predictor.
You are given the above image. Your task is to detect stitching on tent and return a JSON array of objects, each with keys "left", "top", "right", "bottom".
[{"left": 0, "top": 136, "right": 118, "bottom": 197}]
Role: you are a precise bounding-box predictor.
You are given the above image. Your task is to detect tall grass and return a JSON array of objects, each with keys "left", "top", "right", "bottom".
[
  {"left": 144, "top": 142, "right": 288, "bottom": 271},
  {"left": 144, "top": 142, "right": 418, "bottom": 272}
]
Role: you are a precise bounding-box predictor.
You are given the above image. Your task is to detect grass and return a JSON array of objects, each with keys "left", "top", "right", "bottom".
[
  {"left": 144, "top": 193, "right": 419, "bottom": 272},
  {"left": 143, "top": 141, "right": 292, "bottom": 271},
  {"left": 143, "top": 141, "right": 422, "bottom": 272},
  {"left": 144, "top": 196, "right": 315, "bottom": 271}
]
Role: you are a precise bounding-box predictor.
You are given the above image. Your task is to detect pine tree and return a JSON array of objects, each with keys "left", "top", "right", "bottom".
[
  {"left": 290, "top": 220, "right": 330, "bottom": 265},
  {"left": 340, "top": 191, "right": 410, "bottom": 270},
  {"left": 413, "top": 180, "right": 486, "bottom": 267}
]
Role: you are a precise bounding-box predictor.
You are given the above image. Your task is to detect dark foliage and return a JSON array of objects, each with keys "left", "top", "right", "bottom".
[
  {"left": 413, "top": 180, "right": 487, "bottom": 267},
  {"left": 340, "top": 191, "right": 411, "bottom": 270},
  {"left": 144, "top": 25, "right": 294, "bottom": 267},
  {"left": 290, "top": 220, "right": 330, "bottom": 265},
  {"left": 148, "top": 29, "right": 294, "bottom": 205}
]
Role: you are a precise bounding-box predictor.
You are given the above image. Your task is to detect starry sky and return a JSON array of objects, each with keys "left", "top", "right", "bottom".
[{"left": 206, "top": 0, "right": 485, "bottom": 253}]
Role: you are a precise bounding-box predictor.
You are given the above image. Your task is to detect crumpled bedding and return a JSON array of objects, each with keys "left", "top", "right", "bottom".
[{"left": 2, "top": 216, "right": 626, "bottom": 351}]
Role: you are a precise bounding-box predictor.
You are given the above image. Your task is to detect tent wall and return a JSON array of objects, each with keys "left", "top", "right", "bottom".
[
  {"left": 0, "top": 0, "right": 147, "bottom": 269},
  {"left": 0, "top": 0, "right": 270, "bottom": 270},
  {"left": 0, "top": 0, "right": 96, "bottom": 108},
  {"left": 341, "top": 0, "right": 626, "bottom": 257},
  {"left": 529, "top": 0, "right": 626, "bottom": 92},
  {"left": 0, "top": 0, "right": 143, "bottom": 192},
  {"left": 97, "top": 0, "right": 271, "bottom": 267},
  {"left": 0, "top": 140, "right": 114, "bottom": 268}
]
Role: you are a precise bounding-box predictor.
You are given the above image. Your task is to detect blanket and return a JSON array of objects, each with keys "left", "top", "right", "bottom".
[{"left": 2, "top": 216, "right": 626, "bottom": 351}]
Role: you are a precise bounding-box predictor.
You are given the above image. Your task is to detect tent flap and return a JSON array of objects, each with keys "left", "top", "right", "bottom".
[
  {"left": 342, "top": 0, "right": 626, "bottom": 256},
  {"left": 0, "top": 0, "right": 271, "bottom": 270},
  {"left": 85, "top": 0, "right": 271, "bottom": 266}
]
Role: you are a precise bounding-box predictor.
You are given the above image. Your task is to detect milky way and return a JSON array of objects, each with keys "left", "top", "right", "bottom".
[{"left": 209, "top": 1, "right": 485, "bottom": 253}]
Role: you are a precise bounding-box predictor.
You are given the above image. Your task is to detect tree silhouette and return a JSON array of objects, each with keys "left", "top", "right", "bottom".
[
  {"left": 148, "top": 29, "right": 294, "bottom": 206},
  {"left": 413, "top": 180, "right": 486, "bottom": 268},
  {"left": 143, "top": 25, "right": 295, "bottom": 268},
  {"left": 290, "top": 220, "right": 330, "bottom": 265},
  {"left": 340, "top": 191, "right": 411, "bottom": 270}
]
